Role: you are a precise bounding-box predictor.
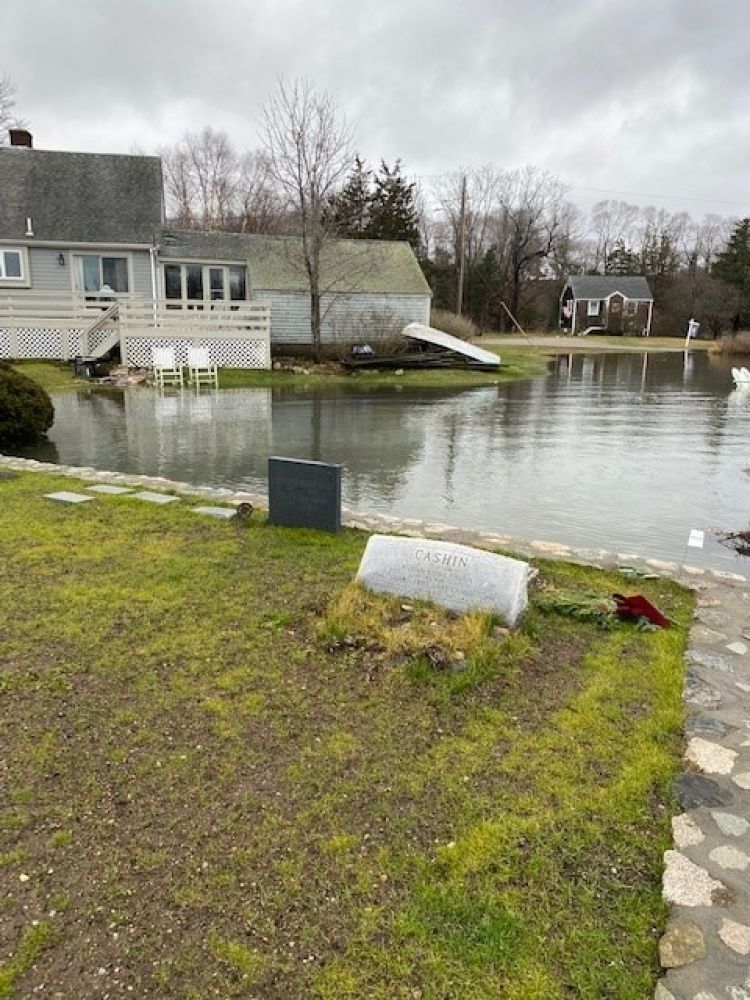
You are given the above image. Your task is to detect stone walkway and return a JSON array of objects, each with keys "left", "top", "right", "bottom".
[{"left": 1, "top": 454, "right": 749, "bottom": 999}]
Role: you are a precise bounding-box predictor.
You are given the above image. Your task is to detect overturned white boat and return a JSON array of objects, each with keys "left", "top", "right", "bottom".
[
  {"left": 732, "top": 366, "right": 750, "bottom": 386},
  {"left": 344, "top": 323, "right": 501, "bottom": 371}
]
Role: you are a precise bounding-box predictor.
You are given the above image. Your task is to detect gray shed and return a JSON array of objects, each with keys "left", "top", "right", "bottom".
[{"left": 159, "top": 230, "right": 431, "bottom": 350}]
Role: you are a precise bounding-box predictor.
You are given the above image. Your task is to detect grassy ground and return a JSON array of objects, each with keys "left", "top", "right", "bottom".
[
  {"left": 12, "top": 352, "right": 548, "bottom": 394},
  {"left": 0, "top": 472, "right": 692, "bottom": 998},
  {"left": 479, "top": 333, "right": 712, "bottom": 353}
]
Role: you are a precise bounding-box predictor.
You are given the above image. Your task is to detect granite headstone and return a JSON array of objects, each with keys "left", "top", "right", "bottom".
[
  {"left": 268, "top": 457, "right": 342, "bottom": 533},
  {"left": 356, "top": 534, "right": 534, "bottom": 626}
]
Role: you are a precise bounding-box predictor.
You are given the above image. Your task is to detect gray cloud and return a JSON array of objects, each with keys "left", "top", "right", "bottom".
[{"left": 3, "top": 0, "right": 749, "bottom": 217}]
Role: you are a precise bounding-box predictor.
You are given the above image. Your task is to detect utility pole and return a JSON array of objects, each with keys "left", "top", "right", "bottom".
[{"left": 456, "top": 174, "right": 467, "bottom": 316}]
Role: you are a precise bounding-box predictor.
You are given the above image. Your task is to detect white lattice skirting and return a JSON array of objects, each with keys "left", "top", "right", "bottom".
[
  {"left": 122, "top": 337, "right": 271, "bottom": 369},
  {"left": 0, "top": 327, "right": 84, "bottom": 360},
  {"left": 0, "top": 329, "right": 271, "bottom": 369}
]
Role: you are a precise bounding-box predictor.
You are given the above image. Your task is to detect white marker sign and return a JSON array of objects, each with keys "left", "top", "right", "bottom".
[{"left": 688, "top": 529, "right": 705, "bottom": 549}]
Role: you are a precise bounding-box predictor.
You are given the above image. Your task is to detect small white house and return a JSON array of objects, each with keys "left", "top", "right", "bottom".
[{"left": 560, "top": 276, "right": 654, "bottom": 336}]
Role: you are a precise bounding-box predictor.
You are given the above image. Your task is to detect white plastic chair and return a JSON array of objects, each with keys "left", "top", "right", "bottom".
[
  {"left": 152, "top": 347, "right": 183, "bottom": 387},
  {"left": 187, "top": 345, "right": 218, "bottom": 387}
]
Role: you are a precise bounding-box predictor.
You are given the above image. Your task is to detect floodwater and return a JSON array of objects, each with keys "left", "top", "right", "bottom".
[{"left": 15, "top": 351, "right": 750, "bottom": 574}]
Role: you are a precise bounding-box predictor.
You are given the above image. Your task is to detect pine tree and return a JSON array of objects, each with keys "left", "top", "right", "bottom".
[
  {"left": 713, "top": 218, "right": 750, "bottom": 325},
  {"left": 366, "top": 160, "right": 421, "bottom": 251},
  {"left": 329, "top": 155, "right": 371, "bottom": 238},
  {"left": 605, "top": 239, "right": 641, "bottom": 276}
]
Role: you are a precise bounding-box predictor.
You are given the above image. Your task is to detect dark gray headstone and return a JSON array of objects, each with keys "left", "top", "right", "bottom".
[{"left": 268, "top": 457, "right": 342, "bottom": 533}]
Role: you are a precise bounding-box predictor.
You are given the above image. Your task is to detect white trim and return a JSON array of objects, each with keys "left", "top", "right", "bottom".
[
  {"left": 0, "top": 246, "right": 31, "bottom": 288},
  {"left": 160, "top": 256, "right": 248, "bottom": 267},
  {"left": 0, "top": 238, "right": 153, "bottom": 251}
]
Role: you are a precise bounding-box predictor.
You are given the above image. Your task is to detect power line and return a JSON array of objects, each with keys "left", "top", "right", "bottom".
[
  {"left": 408, "top": 172, "right": 749, "bottom": 212},
  {"left": 566, "top": 183, "right": 750, "bottom": 210}
]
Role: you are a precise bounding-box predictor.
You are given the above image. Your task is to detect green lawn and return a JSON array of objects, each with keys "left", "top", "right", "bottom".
[
  {"left": 0, "top": 472, "right": 691, "bottom": 998},
  {"left": 12, "top": 351, "right": 549, "bottom": 394}
]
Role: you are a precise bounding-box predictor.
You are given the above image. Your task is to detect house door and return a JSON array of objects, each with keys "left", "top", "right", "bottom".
[{"left": 608, "top": 294, "right": 624, "bottom": 334}]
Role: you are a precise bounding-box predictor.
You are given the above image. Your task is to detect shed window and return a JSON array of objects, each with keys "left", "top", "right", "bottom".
[
  {"left": 587, "top": 299, "right": 601, "bottom": 317},
  {"left": 0, "top": 248, "right": 25, "bottom": 280}
]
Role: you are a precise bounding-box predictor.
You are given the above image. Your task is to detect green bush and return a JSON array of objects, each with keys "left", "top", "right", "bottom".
[{"left": 0, "top": 362, "right": 54, "bottom": 445}]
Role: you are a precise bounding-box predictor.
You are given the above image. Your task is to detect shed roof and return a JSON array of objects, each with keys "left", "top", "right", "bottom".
[
  {"left": 567, "top": 275, "right": 653, "bottom": 300},
  {"left": 0, "top": 147, "right": 164, "bottom": 244},
  {"left": 159, "top": 230, "right": 431, "bottom": 296}
]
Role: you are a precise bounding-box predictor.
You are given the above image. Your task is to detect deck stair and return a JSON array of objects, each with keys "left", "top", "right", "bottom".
[{"left": 85, "top": 302, "right": 121, "bottom": 358}]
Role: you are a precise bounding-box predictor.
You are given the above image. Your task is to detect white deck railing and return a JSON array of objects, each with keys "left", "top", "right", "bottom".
[{"left": 0, "top": 294, "right": 272, "bottom": 368}]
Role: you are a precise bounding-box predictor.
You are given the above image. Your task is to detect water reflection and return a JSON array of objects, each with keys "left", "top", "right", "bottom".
[{"left": 14, "top": 351, "right": 750, "bottom": 574}]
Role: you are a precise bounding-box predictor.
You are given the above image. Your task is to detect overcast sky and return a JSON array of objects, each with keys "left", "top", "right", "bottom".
[{"left": 3, "top": 0, "right": 749, "bottom": 219}]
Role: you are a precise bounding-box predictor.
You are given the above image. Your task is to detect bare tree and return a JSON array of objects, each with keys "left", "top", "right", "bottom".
[
  {"left": 160, "top": 128, "right": 239, "bottom": 229},
  {"left": 0, "top": 74, "right": 26, "bottom": 143},
  {"left": 434, "top": 166, "right": 504, "bottom": 268},
  {"left": 495, "top": 166, "right": 570, "bottom": 325},
  {"left": 589, "top": 200, "right": 640, "bottom": 273},
  {"left": 235, "top": 150, "right": 288, "bottom": 233},
  {"left": 261, "top": 78, "right": 354, "bottom": 359}
]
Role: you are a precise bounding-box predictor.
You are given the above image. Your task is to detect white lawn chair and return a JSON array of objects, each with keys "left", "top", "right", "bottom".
[
  {"left": 152, "top": 347, "right": 183, "bottom": 388},
  {"left": 187, "top": 345, "right": 218, "bottom": 387}
]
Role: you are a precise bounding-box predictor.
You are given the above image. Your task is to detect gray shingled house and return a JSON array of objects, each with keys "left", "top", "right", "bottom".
[
  {"left": 559, "top": 275, "right": 653, "bottom": 336},
  {"left": 0, "top": 130, "right": 430, "bottom": 366}
]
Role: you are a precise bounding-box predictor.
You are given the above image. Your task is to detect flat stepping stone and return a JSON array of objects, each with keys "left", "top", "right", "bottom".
[
  {"left": 86, "top": 484, "right": 134, "bottom": 495},
  {"left": 0, "top": 470, "right": 18, "bottom": 480},
  {"left": 191, "top": 506, "right": 236, "bottom": 520},
  {"left": 132, "top": 491, "right": 179, "bottom": 505},
  {"left": 44, "top": 491, "right": 94, "bottom": 504}
]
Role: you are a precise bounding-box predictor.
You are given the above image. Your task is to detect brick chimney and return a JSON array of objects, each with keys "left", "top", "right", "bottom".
[{"left": 9, "top": 129, "right": 33, "bottom": 148}]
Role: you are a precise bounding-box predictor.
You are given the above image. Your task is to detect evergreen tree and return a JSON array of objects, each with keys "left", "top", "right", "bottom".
[
  {"left": 366, "top": 160, "right": 421, "bottom": 251},
  {"left": 713, "top": 218, "right": 750, "bottom": 323},
  {"left": 605, "top": 239, "right": 641, "bottom": 276},
  {"left": 329, "top": 155, "right": 371, "bottom": 238}
]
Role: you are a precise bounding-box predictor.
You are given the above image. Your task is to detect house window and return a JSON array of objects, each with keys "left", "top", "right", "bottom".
[
  {"left": 625, "top": 299, "right": 637, "bottom": 316},
  {"left": 73, "top": 254, "right": 130, "bottom": 293},
  {"left": 587, "top": 299, "right": 601, "bottom": 317},
  {"left": 0, "top": 249, "right": 24, "bottom": 280},
  {"left": 163, "top": 263, "right": 248, "bottom": 305}
]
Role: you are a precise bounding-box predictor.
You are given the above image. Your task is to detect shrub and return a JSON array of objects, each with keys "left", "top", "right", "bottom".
[
  {"left": 430, "top": 308, "right": 479, "bottom": 340},
  {"left": 710, "top": 331, "right": 750, "bottom": 355},
  {"left": 0, "top": 362, "right": 54, "bottom": 445}
]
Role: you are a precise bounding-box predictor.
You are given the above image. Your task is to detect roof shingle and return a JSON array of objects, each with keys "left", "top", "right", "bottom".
[
  {"left": 160, "top": 230, "right": 431, "bottom": 296},
  {"left": 0, "top": 147, "right": 163, "bottom": 244},
  {"left": 567, "top": 275, "right": 653, "bottom": 300}
]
